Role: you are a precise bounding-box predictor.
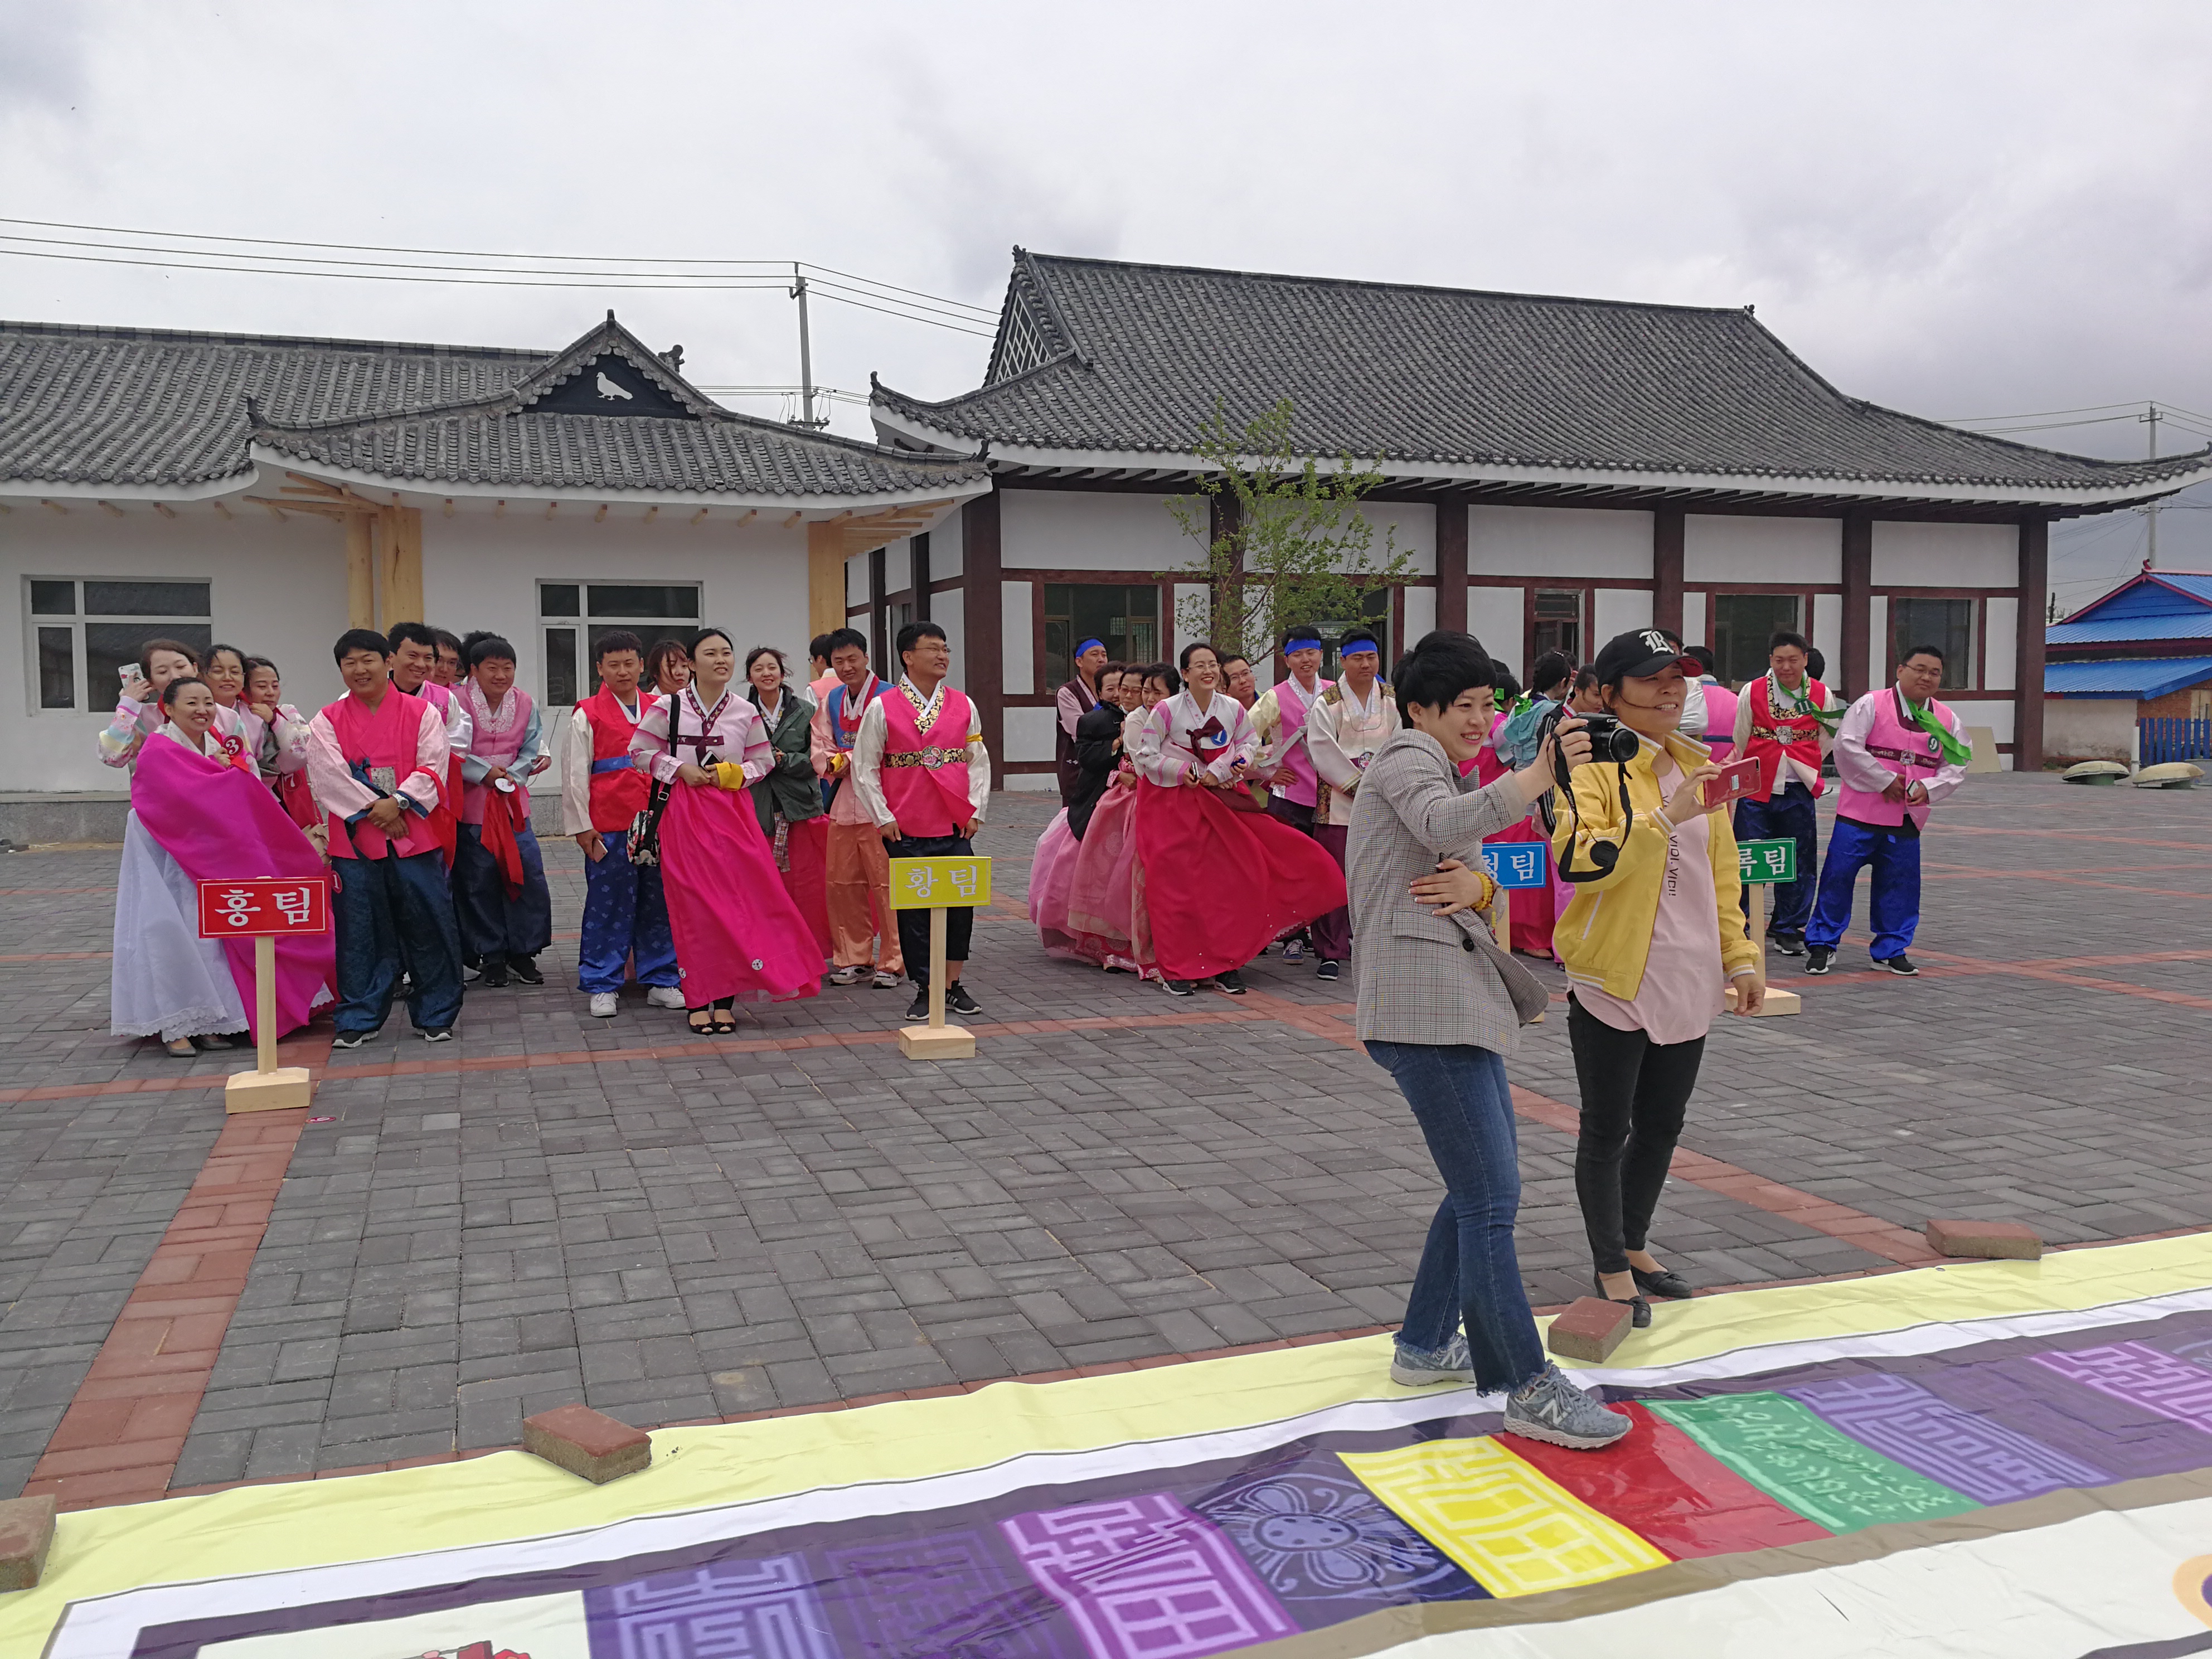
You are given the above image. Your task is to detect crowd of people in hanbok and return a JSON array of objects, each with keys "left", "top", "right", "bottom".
[{"left": 105, "top": 618, "right": 991, "bottom": 1056}]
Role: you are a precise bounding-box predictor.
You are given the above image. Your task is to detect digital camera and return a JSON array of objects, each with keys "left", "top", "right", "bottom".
[{"left": 1540, "top": 705, "right": 1640, "bottom": 789}]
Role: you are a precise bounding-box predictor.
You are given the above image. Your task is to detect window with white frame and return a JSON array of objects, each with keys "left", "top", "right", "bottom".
[
  {"left": 26, "top": 578, "right": 213, "bottom": 712},
  {"left": 540, "top": 581, "right": 701, "bottom": 705}
]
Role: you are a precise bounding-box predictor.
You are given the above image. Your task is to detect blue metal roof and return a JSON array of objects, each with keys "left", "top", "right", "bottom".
[
  {"left": 2048, "top": 613, "right": 2212, "bottom": 644},
  {"left": 2044, "top": 656, "right": 2212, "bottom": 698}
]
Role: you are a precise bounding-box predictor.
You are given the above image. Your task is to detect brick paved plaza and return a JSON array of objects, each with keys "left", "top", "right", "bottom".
[{"left": 3, "top": 771, "right": 2210, "bottom": 1508}]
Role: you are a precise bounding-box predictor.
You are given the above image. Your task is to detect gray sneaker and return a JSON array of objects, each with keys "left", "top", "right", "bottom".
[
  {"left": 1389, "top": 1331, "right": 1474, "bottom": 1386},
  {"left": 1501, "top": 1364, "right": 1632, "bottom": 1450}
]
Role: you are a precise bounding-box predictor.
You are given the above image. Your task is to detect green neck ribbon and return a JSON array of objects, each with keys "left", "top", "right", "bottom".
[
  {"left": 1899, "top": 692, "right": 1973, "bottom": 767},
  {"left": 1769, "top": 672, "right": 1842, "bottom": 734}
]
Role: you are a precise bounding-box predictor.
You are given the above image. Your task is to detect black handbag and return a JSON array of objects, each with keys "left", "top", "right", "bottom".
[{"left": 631, "top": 696, "right": 717, "bottom": 867}]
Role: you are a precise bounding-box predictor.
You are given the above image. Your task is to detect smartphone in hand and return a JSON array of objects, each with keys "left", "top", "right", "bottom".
[{"left": 1702, "top": 754, "right": 1764, "bottom": 809}]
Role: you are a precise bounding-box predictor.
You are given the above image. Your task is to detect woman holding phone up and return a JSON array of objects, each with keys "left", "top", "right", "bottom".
[{"left": 1553, "top": 630, "right": 1763, "bottom": 1330}]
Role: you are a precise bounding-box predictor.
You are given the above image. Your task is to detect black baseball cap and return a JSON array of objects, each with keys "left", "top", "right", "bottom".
[{"left": 1592, "top": 628, "right": 1702, "bottom": 686}]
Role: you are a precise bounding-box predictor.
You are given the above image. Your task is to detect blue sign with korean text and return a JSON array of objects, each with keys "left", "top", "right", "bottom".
[{"left": 1481, "top": 843, "right": 1550, "bottom": 889}]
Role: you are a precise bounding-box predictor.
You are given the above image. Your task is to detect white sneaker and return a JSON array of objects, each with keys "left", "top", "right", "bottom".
[
  {"left": 645, "top": 986, "right": 686, "bottom": 1010},
  {"left": 871, "top": 968, "right": 903, "bottom": 989},
  {"left": 589, "top": 992, "right": 619, "bottom": 1018}
]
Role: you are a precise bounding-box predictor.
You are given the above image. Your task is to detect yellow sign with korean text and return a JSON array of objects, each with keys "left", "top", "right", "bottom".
[{"left": 887, "top": 855, "right": 993, "bottom": 910}]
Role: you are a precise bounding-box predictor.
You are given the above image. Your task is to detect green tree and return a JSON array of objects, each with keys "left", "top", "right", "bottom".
[{"left": 1164, "top": 399, "right": 1414, "bottom": 663}]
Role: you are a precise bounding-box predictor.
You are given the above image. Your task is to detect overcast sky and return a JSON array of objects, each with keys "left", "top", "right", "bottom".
[{"left": 4, "top": 0, "right": 2206, "bottom": 602}]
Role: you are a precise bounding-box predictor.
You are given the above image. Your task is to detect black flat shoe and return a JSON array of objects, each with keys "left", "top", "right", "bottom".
[
  {"left": 1631, "top": 1264, "right": 1696, "bottom": 1300},
  {"left": 1594, "top": 1274, "right": 1652, "bottom": 1328}
]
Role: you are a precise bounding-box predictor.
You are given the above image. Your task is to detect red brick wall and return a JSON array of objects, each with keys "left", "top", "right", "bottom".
[{"left": 2139, "top": 680, "right": 2212, "bottom": 719}]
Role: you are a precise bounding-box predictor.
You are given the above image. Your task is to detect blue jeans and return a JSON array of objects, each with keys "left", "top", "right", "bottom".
[
  {"left": 1808, "top": 816, "right": 1922, "bottom": 959},
  {"left": 576, "top": 828, "right": 680, "bottom": 993},
  {"left": 1733, "top": 783, "right": 1818, "bottom": 938},
  {"left": 1364, "top": 1040, "right": 1546, "bottom": 1394}
]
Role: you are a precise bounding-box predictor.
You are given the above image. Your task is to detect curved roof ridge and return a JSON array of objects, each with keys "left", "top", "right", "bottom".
[{"left": 0, "top": 316, "right": 550, "bottom": 360}]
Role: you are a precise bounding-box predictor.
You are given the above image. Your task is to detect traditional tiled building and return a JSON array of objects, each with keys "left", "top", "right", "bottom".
[
  {"left": 865, "top": 251, "right": 2212, "bottom": 785},
  {"left": 0, "top": 313, "right": 982, "bottom": 791}
]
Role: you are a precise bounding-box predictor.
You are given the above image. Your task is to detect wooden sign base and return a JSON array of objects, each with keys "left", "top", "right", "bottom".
[
  {"left": 1728, "top": 983, "right": 1802, "bottom": 1017},
  {"left": 898, "top": 1024, "right": 976, "bottom": 1060},
  {"left": 226, "top": 1065, "right": 313, "bottom": 1112}
]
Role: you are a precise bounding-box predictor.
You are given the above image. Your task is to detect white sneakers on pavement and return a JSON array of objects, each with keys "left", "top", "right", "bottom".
[
  {"left": 645, "top": 986, "right": 686, "bottom": 1010},
  {"left": 589, "top": 992, "right": 619, "bottom": 1018}
]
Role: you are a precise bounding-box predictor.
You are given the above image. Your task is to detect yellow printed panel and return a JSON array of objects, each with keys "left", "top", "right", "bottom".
[
  {"left": 888, "top": 855, "right": 993, "bottom": 910},
  {"left": 1337, "top": 1435, "right": 1668, "bottom": 1597}
]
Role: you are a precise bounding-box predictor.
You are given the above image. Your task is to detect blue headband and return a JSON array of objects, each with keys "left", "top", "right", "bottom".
[
  {"left": 1075, "top": 638, "right": 1104, "bottom": 658},
  {"left": 1284, "top": 637, "right": 1323, "bottom": 654},
  {"left": 1339, "top": 638, "right": 1380, "bottom": 657}
]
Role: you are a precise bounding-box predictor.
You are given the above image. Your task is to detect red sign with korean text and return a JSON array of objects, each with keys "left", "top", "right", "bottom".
[{"left": 196, "top": 877, "right": 332, "bottom": 939}]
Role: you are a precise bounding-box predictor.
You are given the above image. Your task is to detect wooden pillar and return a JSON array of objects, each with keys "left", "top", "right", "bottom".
[
  {"left": 344, "top": 513, "right": 375, "bottom": 630},
  {"left": 1840, "top": 510, "right": 1874, "bottom": 698},
  {"left": 869, "top": 544, "right": 888, "bottom": 668},
  {"left": 806, "top": 521, "right": 846, "bottom": 642},
  {"left": 911, "top": 532, "right": 932, "bottom": 623},
  {"left": 2015, "top": 516, "right": 2048, "bottom": 773},
  {"left": 377, "top": 506, "right": 424, "bottom": 629},
  {"left": 1434, "top": 493, "right": 1468, "bottom": 636},
  {"left": 963, "top": 489, "right": 1004, "bottom": 787},
  {"left": 1652, "top": 508, "right": 1685, "bottom": 639}
]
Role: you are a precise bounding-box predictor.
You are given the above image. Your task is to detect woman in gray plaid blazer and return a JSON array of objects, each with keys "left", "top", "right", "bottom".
[{"left": 1346, "top": 633, "right": 1627, "bottom": 1449}]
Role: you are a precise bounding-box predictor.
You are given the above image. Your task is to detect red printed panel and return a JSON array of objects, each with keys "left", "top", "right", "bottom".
[
  {"left": 195, "top": 877, "right": 331, "bottom": 939},
  {"left": 1503, "top": 1400, "right": 1832, "bottom": 1559}
]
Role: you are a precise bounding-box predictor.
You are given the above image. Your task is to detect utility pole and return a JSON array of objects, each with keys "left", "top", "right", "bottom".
[
  {"left": 789, "top": 264, "right": 823, "bottom": 430},
  {"left": 2144, "top": 402, "right": 2162, "bottom": 569}
]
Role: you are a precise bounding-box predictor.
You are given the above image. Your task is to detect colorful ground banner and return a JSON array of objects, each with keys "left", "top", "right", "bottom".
[{"left": 17, "top": 1238, "right": 2212, "bottom": 1658}]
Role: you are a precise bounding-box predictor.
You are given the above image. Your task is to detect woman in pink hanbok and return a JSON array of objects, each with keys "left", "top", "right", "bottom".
[
  {"left": 1032, "top": 664, "right": 1127, "bottom": 962},
  {"left": 1063, "top": 664, "right": 1171, "bottom": 977},
  {"left": 631, "top": 629, "right": 821, "bottom": 1032}
]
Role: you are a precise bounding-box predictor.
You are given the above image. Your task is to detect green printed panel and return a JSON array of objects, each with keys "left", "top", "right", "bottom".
[{"left": 1645, "top": 1392, "right": 1977, "bottom": 1535}]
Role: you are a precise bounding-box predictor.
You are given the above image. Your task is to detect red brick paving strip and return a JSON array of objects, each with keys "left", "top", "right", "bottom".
[{"left": 22, "top": 1102, "right": 316, "bottom": 1510}]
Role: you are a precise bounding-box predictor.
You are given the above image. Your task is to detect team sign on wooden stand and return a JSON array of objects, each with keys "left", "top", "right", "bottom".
[
  {"left": 1731, "top": 838, "right": 1802, "bottom": 1017},
  {"left": 196, "top": 877, "right": 331, "bottom": 1110},
  {"left": 890, "top": 856, "right": 991, "bottom": 1061}
]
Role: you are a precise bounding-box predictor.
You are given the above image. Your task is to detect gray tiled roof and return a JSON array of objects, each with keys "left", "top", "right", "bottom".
[
  {"left": 874, "top": 251, "right": 2209, "bottom": 497},
  {"left": 0, "top": 316, "right": 982, "bottom": 498}
]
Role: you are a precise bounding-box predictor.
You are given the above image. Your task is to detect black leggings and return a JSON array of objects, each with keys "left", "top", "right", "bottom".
[{"left": 1567, "top": 996, "right": 1706, "bottom": 1275}]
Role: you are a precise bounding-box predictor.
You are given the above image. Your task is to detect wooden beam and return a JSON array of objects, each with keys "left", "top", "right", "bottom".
[
  {"left": 96, "top": 501, "right": 124, "bottom": 517},
  {"left": 494, "top": 499, "right": 506, "bottom": 517},
  {"left": 806, "top": 520, "right": 848, "bottom": 641},
  {"left": 783, "top": 512, "right": 804, "bottom": 530},
  {"left": 689, "top": 508, "right": 709, "bottom": 525},
  {"left": 443, "top": 498, "right": 457, "bottom": 518},
  {"left": 594, "top": 503, "right": 608, "bottom": 523},
  {"left": 964, "top": 491, "right": 1004, "bottom": 788},
  {"left": 1652, "top": 507, "right": 1685, "bottom": 638},
  {"left": 545, "top": 501, "right": 559, "bottom": 520},
  {"left": 1841, "top": 510, "right": 1874, "bottom": 699},
  {"left": 259, "top": 499, "right": 286, "bottom": 521},
  {"left": 41, "top": 500, "right": 66, "bottom": 514},
  {"left": 345, "top": 512, "right": 374, "bottom": 629},
  {"left": 643, "top": 505, "right": 659, "bottom": 524},
  {"left": 1434, "top": 492, "right": 1468, "bottom": 635},
  {"left": 152, "top": 502, "right": 177, "bottom": 519},
  {"left": 282, "top": 472, "right": 349, "bottom": 499},
  {"left": 2015, "top": 516, "right": 2048, "bottom": 773},
  {"left": 213, "top": 501, "right": 232, "bottom": 520}
]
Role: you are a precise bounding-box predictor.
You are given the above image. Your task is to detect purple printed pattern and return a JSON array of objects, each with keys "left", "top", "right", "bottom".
[
  {"left": 2034, "top": 1342, "right": 2212, "bottom": 1436},
  {"left": 1914, "top": 1355, "right": 2212, "bottom": 1481},
  {"left": 584, "top": 1553, "right": 838, "bottom": 1659},
  {"left": 1001, "top": 1494, "right": 1299, "bottom": 1659},
  {"left": 1786, "top": 1372, "right": 2108, "bottom": 1503},
  {"left": 825, "top": 1529, "right": 1061, "bottom": 1659}
]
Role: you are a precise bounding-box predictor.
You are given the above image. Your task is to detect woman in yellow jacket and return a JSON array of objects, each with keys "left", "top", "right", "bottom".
[{"left": 1551, "top": 630, "right": 1765, "bottom": 1329}]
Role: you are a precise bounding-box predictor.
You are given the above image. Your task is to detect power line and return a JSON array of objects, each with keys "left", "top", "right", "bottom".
[
  {"left": 0, "top": 242, "right": 997, "bottom": 337},
  {"left": 0, "top": 215, "right": 998, "bottom": 316}
]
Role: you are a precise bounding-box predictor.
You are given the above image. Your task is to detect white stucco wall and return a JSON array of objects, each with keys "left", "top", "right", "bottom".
[
  {"left": 1002, "top": 490, "right": 1200, "bottom": 573},
  {"left": 1681, "top": 591, "right": 1708, "bottom": 645},
  {"left": 1811, "top": 593, "right": 1843, "bottom": 661},
  {"left": 1872, "top": 521, "right": 2020, "bottom": 588},
  {"left": 1593, "top": 588, "right": 1653, "bottom": 644},
  {"left": 1, "top": 503, "right": 351, "bottom": 791},
  {"left": 1357, "top": 501, "right": 1434, "bottom": 576},
  {"left": 1401, "top": 584, "right": 1436, "bottom": 649},
  {"left": 2045, "top": 698, "right": 2132, "bottom": 763},
  {"left": 1001, "top": 581, "right": 1035, "bottom": 698},
  {"left": 1002, "top": 705, "right": 1057, "bottom": 765},
  {"left": 1467, "top": 587, "right": 1525, "bottom": 680},
  {"left": 1867, "top": 596, "right": 1888, "bottom": 690},
  {"left": 420, "top": 509, "right": 809, "bottom": 710},
  {"left": 929, "top": 506, "right": 963, "bottom": 580},
  {"left": 1684, "top": 515, "right": 1842, "bottom": 585},
  {"left": 1469, "top": 506, "right": 1653, "bottom": 580},
  {"left": 1983, "top": 597, "right": 2020, "bottom": 692}
]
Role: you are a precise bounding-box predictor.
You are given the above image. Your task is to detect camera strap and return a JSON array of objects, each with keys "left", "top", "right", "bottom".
[{"left": 1557, "top": 759, "right": 1636, "bottom": 882}]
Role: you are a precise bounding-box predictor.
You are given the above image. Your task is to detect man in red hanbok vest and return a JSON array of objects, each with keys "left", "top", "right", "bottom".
[
  {"left": 850, "top": 621, "right": 991, "bottom": 1022},
  {"left": 1249, "top": 628, "right": 1335, "bottom": 959},
  {"left": 559, "top": 629, "right": 683, "bottom": 1018},
  {"left": 1730, "top": 629, "right": 1841, "bottom": 956},
  {"left": 1806, "top": 644, "right": 1971, "bottom": 976},
  {"left": 304, "top": 629, "right": 465, "bottom": 1045}
]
